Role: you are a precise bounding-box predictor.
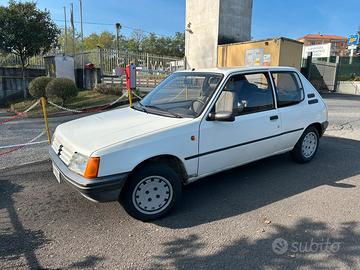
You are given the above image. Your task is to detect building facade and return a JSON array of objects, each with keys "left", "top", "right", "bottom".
[
  {"left": 298, "top": 34, "right": 347, "bottom": 56},
  {"left": 185, "top": 0, "right": 253, "bottom": 69}
]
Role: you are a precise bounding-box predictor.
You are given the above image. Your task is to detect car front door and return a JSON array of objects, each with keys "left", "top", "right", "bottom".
[{"left": 196, "top": 71, "right": 282, "bottom": 177}]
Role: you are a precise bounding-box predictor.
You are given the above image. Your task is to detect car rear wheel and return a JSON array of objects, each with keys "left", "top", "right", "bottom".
[
  {"left": 291, "top": 126, "right": 319, "bottom": 163},
  {"left": 120, "top": 163, "right": 182, "bottom": 221}
]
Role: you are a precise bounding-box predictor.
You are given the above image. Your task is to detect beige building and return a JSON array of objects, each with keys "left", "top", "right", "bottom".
[
  {"left": 298, "top": 34, "right": 347, "bottom": 56},
  {"left": 218, "top": 37, "right": 304, "bottom": 70}
]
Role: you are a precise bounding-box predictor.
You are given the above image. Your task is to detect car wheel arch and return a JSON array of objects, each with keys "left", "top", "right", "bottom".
[
  {"left": 128, "top": 154, "right": 188, "bottom": 184},
  {"left": 307, "top": 122, "right": 323, "bottom": 137}
]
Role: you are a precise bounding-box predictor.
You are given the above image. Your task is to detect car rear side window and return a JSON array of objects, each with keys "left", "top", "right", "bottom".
[
  {"left": 271, "top": 72, "right": 304, "bottom": 108},
  {"left": 216, "top": 72, "right": 275, "bottom": 116}
]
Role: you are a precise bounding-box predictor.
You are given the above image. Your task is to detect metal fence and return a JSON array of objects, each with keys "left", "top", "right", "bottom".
[
  {"left": 302, "top": 56, "right": 360, "bottom": 92},
  {"left": 73, "top": 49, "right": 183, "bottom": 76},
  {"left": 0, "top": 54, "right": 45, "bottom": 69},
  {"left": 0, "top": 50, "right": 184, "bottom": 76}
]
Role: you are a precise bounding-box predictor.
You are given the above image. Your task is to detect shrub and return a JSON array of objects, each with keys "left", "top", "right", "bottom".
[
  {"left": 46, "top": 78, "right": 78, "bottom": 104},
  {"left": 28, "top": 76, "right": 53, "bottom": 98},
  {"left": 94, "top": 83, "right": 123, "bottom": 95}
]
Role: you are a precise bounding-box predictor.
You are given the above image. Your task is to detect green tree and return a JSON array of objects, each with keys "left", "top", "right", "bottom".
[
  {"left": 58, "top": 27, "right": 81, "bottom": 55},
  {"left": 127, "top": 29, "right": 146, "bottom": 53},
  {"left": 83, "top": 31, "right": 117, "bottom": 50},
  {"left": 141, "top": 32, "right": 185, "bottom": 57},
  {"left": 0, "top": 1, "right": 60, "bottom": 98},
  {"left": 98, "top": 32, "right": 115, "bottom": 49},
  {"left": 171, "top": 32, "right": 185, "bottom": 57}
]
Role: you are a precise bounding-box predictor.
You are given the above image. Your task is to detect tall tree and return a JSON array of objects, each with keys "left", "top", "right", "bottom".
[
  {"left": 139, "top": 31, "right": 185, "bottom": 57},
  {"left": 58, "top": 28, "right": 81, "bottom": 55},
  {"left": 83, "top": 31, "right": 116, "bottom": 50},
  {"left": 0, "top": 1, "right": 60, "bottom": 98},
  {"left": 127, "top": 29, "right": 146, "bottom": 53}
]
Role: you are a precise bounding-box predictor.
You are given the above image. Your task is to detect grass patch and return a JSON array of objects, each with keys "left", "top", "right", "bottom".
[{"left": 9, "top": 90, "right": 126, "bottom": 117}]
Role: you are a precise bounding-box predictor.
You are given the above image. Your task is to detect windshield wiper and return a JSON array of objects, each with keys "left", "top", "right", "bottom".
[
  {"left": 144, "top": 105, "right": 183, "bottom": 118},
  {"left": 131, "top": 101, "right": 148, "bottom": 113}
]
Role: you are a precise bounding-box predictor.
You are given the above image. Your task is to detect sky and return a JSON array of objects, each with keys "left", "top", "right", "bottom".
[{"left": 0, "top": 0, "right": 358, "bottom": 39}]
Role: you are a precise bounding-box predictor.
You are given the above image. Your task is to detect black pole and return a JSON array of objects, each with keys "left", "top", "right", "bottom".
[{"left": 115, "top": 23, "right": 122, "bottom": 65}]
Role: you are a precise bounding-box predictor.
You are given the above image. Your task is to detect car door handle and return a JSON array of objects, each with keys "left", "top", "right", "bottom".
[{"left": 270, "top": 115, "right": 279, "bottom": 121}]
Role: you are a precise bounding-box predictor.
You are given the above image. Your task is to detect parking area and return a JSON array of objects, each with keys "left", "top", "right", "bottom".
[{"left": 1, "top": 93, "right": 360, "bottom": 269}]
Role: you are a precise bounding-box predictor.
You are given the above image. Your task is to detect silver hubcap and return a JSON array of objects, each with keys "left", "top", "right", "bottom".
[
  {"left": 302, "top": 132, "right": 318, "bottom": 158},
  {"left": 132, "top": 176, "right": 173, "bottom": 215}
]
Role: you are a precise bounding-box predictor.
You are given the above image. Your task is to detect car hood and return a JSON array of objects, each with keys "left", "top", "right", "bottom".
[{"left": 54, "top": 107, "right": 193, "bottom": 156}]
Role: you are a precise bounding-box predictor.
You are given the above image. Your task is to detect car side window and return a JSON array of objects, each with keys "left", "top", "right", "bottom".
[
  {"left": 271, "top": 72, "right": 304, "bottom": 107},
  {"left": 215, "top": 72, "right": 275, "bottom": 116}
]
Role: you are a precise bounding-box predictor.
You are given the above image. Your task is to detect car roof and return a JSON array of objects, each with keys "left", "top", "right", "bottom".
[{"left": 176, "top": 66, "right": 299, "bottom": 76}]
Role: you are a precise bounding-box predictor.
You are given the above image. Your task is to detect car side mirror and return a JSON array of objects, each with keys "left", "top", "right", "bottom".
[{"left": 207, "top": 111, "right": 235, "bottom": 122}]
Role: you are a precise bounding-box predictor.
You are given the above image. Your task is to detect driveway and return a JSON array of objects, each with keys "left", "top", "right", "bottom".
[{"left": 1, "top": 94, "right": 360, "bottom": 269}]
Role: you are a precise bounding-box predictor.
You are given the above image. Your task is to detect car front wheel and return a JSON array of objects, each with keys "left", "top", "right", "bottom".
[
  {"left": 120, "top": 163, "right": 182, "bottom": 221},
  {"left": 291, "top": 126, "right": 319, "bottom": 163}
]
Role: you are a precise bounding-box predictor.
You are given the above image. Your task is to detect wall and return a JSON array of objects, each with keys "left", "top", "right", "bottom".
[
  {"left": 279, "top": 39, "right": 304, "bottom": 69},
  {"left": 336, "top": 81, "right": 360, "bottom": 95},
  {"left": 218, "top": 0, "right": 252, "bottom": 45},
  {"left": 218, "top": 38, "right": 303, "bottom": 70},
  {"left": 185, "top": 0, "right": 220, "bottom": 69},
  {"left": 0, "top": 67, "right": 45, "bottom": 105},
  {"left": 185, "top": 0, "right": 253, "bottom": 69},
  {"left": 55, "top": 55, "right": 75, "bottom": 82}
]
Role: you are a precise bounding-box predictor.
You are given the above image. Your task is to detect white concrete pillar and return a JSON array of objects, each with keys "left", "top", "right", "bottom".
[{"left": 185, "top": 0, "right": 253, "bottom": 69}]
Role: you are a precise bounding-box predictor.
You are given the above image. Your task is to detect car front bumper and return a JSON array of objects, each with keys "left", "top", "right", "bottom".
[{"left": 49, "top": 147, "right": 129, "bottom": 202}]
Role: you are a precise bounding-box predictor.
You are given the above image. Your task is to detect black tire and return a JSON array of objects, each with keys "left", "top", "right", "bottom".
[
  {"left": 291, "top": 126, "right": 319, "bottom": 163},
  {"left": 120, "top": 163, "right": 182, "bottom": 221}
]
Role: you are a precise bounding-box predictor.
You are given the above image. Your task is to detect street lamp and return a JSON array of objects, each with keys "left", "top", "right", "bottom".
[
  {"left": 115, "top": 23, "right": 122, "bottom": 51},
  {"left": 115, "top": 23, "right": 122, "bottom": 65}
]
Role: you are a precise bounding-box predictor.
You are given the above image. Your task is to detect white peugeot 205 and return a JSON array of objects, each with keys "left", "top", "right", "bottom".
[{"left": 50, "top": 66, "right": 328, "bottom": 221}]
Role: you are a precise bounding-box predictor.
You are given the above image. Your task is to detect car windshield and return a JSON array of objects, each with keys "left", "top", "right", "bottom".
[{"left": 133, "top": 72, "right": 223, "bottom": 118}]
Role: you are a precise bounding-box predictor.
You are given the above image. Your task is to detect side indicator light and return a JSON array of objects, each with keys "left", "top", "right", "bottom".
[{"left": 84, "top": 157, "right": 100, "bottom": 179}]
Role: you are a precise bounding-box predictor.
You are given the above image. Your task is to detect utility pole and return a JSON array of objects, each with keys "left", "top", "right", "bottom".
[
  {"left": 115, "top": 23, "right": 122, "bottom": 66},
  {"left": 70, "top": 3, "right": 76, "bottom": 57},
  {"left": 64, "top": 6, "right": 68, "bottom": 54},
  {"left": 79, "top": 0, "right": 85, "bottom": 88}
]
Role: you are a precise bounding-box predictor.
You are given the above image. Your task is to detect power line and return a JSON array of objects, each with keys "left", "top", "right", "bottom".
[{"left": 53, "top": 19, "right": 168, "bottom": 36}]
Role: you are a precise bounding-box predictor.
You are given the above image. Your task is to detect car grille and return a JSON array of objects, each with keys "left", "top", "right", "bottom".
[{"left": 52, "top": 136, "right": 74, "bottom": 166}]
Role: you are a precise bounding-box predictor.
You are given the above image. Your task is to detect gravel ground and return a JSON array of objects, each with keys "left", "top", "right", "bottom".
[{"left": 1, "top": 94, "right": 360, "bottom": 269}]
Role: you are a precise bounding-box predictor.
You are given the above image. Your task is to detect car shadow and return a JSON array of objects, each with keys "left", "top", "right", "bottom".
[
  {"left": 0, "top": 180, "right": 50, "bottom": 270},
  {"left": 155, "top": 136, "right": 360, "bottom": 229},
  {"left": 149, "top": 218, "right": 360, "bottom": 270}
]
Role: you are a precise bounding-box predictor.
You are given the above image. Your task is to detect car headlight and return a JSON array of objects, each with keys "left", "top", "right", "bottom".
[{"left": 68, "top": 153, "right": 88, "bottom": 176}]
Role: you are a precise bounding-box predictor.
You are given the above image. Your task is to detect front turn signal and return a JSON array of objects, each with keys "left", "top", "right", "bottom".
[{"left": 84, "top": 157, "right": 100, "bottom": 179}]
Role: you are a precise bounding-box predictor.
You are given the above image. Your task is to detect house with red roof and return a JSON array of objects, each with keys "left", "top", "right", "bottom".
[{"left": 298, "top": 34, "right": 348, "bottom": 56}]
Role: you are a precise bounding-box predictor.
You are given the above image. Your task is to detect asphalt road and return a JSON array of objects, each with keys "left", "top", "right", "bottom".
[{"left": 1, "top": 94, "right": 360, "bottom": 269}]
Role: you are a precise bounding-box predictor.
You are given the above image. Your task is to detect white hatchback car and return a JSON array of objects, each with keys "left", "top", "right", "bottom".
[{"left": 50, "top": 66, "right": 328, "bottom": 220}]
